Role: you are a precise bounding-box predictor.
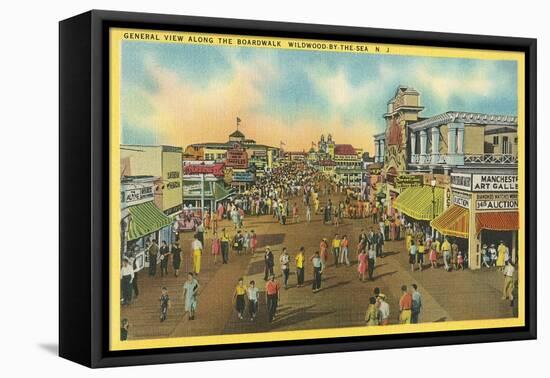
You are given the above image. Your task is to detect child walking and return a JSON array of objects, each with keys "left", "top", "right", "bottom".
[
  {"left": 429, "top": 245, "right": 437, "bottom": 269},
  {"left": 457, "top": 251, "right": 465, "bottom": 270},
  {"left": 159, "top": 287, "right": 170, "bottom": 322}
]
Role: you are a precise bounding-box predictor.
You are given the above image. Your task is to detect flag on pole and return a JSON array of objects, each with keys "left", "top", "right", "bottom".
[{"left": 236, "top": 117, "right": 241, "bottom": 125}]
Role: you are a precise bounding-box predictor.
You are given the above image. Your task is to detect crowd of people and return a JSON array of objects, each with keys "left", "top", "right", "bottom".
[{"left": 120, "top": 161, "right": 517, "bottom": 340}]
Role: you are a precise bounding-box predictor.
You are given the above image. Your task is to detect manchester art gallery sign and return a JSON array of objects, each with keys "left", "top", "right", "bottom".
[{"left": 451, "top": 173, "right": 518, "bottom": 192}]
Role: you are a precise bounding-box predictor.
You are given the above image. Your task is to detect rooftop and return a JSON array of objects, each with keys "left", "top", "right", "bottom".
[
  {"left": 229, "top": 129, "right": 245, "bottom": 138},
  {"left": 334, "top": 144, "right": 357, "bottom": 155}
]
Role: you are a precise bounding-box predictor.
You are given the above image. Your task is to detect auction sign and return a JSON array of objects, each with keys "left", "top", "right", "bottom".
[{"left": 476, "top": 193, "right": 519, "bottom": 210}]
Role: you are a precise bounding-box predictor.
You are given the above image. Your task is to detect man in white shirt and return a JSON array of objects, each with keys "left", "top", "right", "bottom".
[
  {"left": 120, "top": 258, "right": 134, "bottom": 305},
  {"left": 377, "top": 294, "right": 390, "bottom": 325},
  {"left": 502, "top": 261, "right": 515, "bottom": 300},
  {"left": 279, "top": 248, "right": 290, "bottom": 289}
]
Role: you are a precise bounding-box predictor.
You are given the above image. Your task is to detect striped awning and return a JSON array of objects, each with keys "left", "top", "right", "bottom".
[
  {"left": 476, "top": 212, "right": 518, "bottom": 232},
  {"left": 127, "top": 201, "right": 173, "bottom": 241},
  {"left": 430, "top": 205, "right": 469, "bottom": 238},
  {"left": 393, "top": 186, "right": 445, "bottom": 221}
]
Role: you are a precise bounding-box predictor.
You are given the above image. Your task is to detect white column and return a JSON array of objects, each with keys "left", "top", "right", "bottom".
[
  {"left": 431, "top": 127, "right": 440, "bottom": 163},
  {"left": 419, "top": 130, "right": 427, "bottom": 155},
  {"left": 448, "top": 127, "right": 457, "bottom": 154},
  {"left": 457, "top": 128, "right": 464, "bottom": 154},
  {"left": 374, "top": 141, "right": 379, "bottom": 162},
  {"left": 380, "top": 140, "right": 385, "bottom": 162},
  {"left": 410, "top": 131, "right": 417, "bottom": 155}
]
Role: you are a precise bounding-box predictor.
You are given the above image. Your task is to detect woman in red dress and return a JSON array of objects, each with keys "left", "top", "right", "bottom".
[
  {"left": 357, "top": 249, "right": 368, "bottom": 282},
  {"left": 211, "top": 231, "right": 221, "bottom": 264},
  {"left": 320, "top": 238, "right": 329, "bottom": 265},
  {"left": 250, "top": 230, "right": 257, "bottom": 254}
]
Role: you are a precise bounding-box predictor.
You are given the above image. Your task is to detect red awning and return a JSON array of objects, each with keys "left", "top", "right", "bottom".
[
  {"left": 430, "top": 205, "right": 469, "bottom": 238},
  {"left": 475, "top": 212, "right": 519, "bottom": 234}
]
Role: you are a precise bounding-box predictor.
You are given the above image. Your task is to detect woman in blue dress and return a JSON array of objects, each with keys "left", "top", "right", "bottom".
[{"left": 183, "top": 272, "right": 200, "bottom": 320}]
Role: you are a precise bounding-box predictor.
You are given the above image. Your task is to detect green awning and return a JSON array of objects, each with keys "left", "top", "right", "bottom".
[
  {"left": 213, "top": 182, "right": 235, "bottom": 202},
  {"left": 393, "top": 186, "right": 445, "bottom": 221},
  {"left": 127, "top": 201, "right": 173, "bottom": 241}
]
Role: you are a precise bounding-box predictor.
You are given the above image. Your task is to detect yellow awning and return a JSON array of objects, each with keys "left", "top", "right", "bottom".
[
  {"left": 430, "top": 205, "right": 469, "bottom": 238},
  {"left": 393, "top": 186, "right": 444, "bottom": 221}
]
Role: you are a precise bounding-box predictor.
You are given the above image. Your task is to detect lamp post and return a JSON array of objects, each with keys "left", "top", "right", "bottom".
[{"left": 431, "top": 178, "right": 437, "bottom": 238}]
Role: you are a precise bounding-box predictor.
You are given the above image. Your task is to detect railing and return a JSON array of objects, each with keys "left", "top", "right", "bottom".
[
  {"left": 410, "top": 154, "right": 447, "bottom": 165},
  {"left": 411, "top": 153, "right": 517, "bottom": 165},
  {"left": 464, "top": 154, "right": 518, "bottom": 164}
]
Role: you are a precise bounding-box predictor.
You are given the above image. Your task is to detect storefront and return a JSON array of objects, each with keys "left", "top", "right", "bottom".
[
  {"left": 393, "top": 185, "right": 445, "bottom": 232},
  {"left": 182, "top": 180, "right": 235, "bottom": 212},
  {"left": 125, "top": 200, "right": 174, "bottom": 270},
  {"left": 431, "top": 172, "right": 519, "bottom": 270}
]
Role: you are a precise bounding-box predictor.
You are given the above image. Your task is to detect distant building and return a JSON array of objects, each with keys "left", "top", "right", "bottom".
[
  {"left": 184, "top": 127, "right": 279, "bottom": 171},
  {"left": 333, "top": 144, "right": 363, "bottom": 187},
  {"left": 314, "top": 134, "right": 364, "bottom": 187},
  {"left": 284, "top": 151, "right": 308, "bottom": 161}
]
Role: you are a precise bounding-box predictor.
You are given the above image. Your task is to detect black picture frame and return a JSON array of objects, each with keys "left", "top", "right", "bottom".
[{"left": 59, "top": 9, "right": 537, "bottom": 368}]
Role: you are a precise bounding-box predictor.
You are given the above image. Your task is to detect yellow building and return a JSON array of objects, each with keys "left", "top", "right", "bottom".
[
  {"left": 184, "top": 145, "right": 228, "bottom": 161},
  {"left": 120, "top": 145, "right": 183, "bottom": 217}
]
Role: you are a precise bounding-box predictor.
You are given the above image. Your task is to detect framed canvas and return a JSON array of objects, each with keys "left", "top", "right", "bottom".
[{"left": 59, "top": 10, "right": 537, "bottom": 368}]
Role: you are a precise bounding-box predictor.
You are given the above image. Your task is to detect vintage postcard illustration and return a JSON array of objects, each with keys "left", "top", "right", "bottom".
[{"left": 109, "top": 28, "right": 525, "bottom": 351}]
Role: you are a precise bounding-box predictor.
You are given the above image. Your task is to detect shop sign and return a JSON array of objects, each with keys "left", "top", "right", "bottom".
[
  {"left": 472, "top": 174, "right": 518, "bottom": 192},
  {"left": 395, "top": 174, "right": 423, "bottom": 189},
  {"left": 124, "top": 185, "right": 154, "bottom": 205},
  {"left": 476, "top": 193, "right": 518, "bottom": 210},
  {"left": 451, "top": 173, "right": 472, "bottom": 191},
  {"left": 184, "top": 163, "right": 225, "bottom": 177},
  {"left": 232, "top": 171, "right": 255, "bottom": 182},
  {"left": 166, "top": 171, "right": 180, "bottom": 179},
  {"left": 452, "top": 191, "right": 471, "bottom": 208}
]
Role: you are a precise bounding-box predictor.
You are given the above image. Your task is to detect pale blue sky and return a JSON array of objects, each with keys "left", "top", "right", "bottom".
[{"left": 121, "top": 40, "right": 518, "bottom": 150}]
